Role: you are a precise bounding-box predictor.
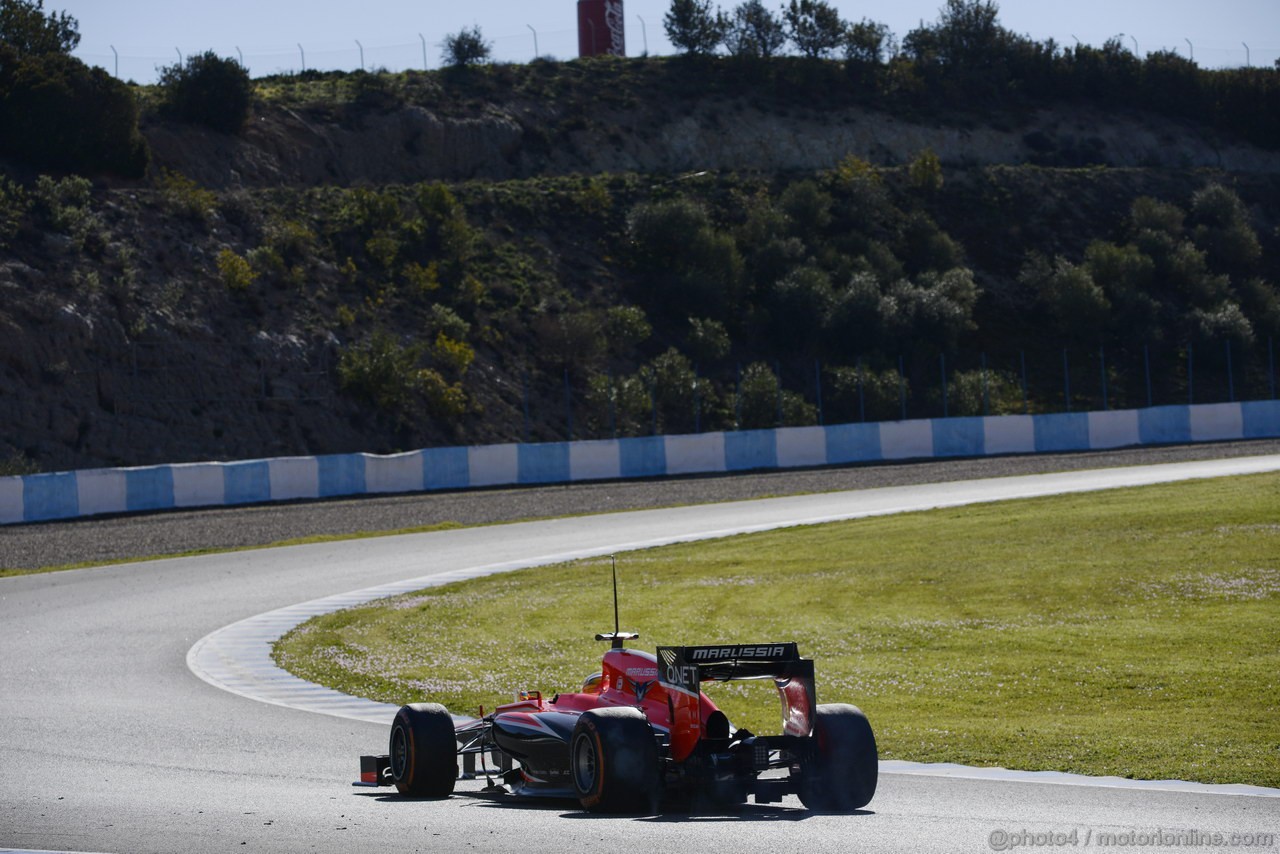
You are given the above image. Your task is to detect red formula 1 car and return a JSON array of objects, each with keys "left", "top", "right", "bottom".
[{"left": 357, "top": 630, "right": 877, "bottom": 813}]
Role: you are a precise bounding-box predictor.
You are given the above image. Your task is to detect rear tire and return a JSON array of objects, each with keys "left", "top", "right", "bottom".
[
  {"left": 389, "top": 703, "right": 457, "bottom": 797},
  {"left": 798, "top": 703, "right": 877, "bottom": 811},
  {"left": 571, "top": 707, "right": 660, "bottom": 813}
]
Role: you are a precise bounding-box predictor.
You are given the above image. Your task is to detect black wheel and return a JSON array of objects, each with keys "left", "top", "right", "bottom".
[
  {"left": 389, "top": 703, "right": 457, "bottom": 797},
  {"left": 798, "top": 703, "right": 877, "bottom": 811},
  {"left": 570, "top": 707, "right": 660, "bottom": 813}
]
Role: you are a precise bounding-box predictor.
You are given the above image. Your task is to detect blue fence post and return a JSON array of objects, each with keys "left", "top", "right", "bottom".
[
  {"left": 522, "top": 372, "right": 531, "bottom": 443},
  {"left": 774, "top": 360, "right": 783, "bottom": 427},
  {"left": 735, "top": 363, "right": 742, "bottom": 430},
  {"left": 857, "top": 357, "right": 866, "bottom": 422},
  {"left": 981, "top": 352, "right": 989, "bottom": 416},
  {"left": 650, "top": 373, "right": 658, "bottom": 436},
  {"left": 1063, "top": 348, "right": 1071, "bottom": 413},
  {"left": 1271, "top": 337, "right": 1276, "bottom": 400},
  {"left": 564, "top": 368, "right": 574, "bottom": 441},
  {"left": 694, "top": 364, "right": 701, "bottom": 433},
  {"left": 1099, "top": 345, "right": 1108, "bottom": 411},
  {"left": 814, "top": 360, "right": 824, "bottom": 426},
  {"left": 940, "top": 353, "right": 948, "bottom": 418},
  {"left": 1144, "top": 344, "right": 1152, "bottom": 408},
  {"left": 608, "top": 369, "right": 617, "bottom": 439},
  {"left": 1225, "top": 339, "right": 1234, "bottom": 403},
  {"left": 1188, "top": 344, "right": 1194, "bottom": 405},
  {"left": 1020, "top": 350, "right": 1029, "bottom": 414},
  {"left": 898, "top": 355, "right": 906, "bottom": 421}
]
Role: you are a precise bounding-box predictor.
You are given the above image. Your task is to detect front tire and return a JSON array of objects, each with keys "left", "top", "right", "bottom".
[
  {"left": 389, "top": 703, "right": 457, "bottom": 797},
  {"left": 571, "top": 707, "right": 660, "bottom": 813},
  {"left": 798, "top": 703, "right": 877, "bottom": 811}
]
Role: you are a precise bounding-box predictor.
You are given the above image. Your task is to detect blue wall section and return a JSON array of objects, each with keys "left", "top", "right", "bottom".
[
  {"left": 126, "top": 467, "right": 175, "bottom": 512},
  {"left": 619, "top": 436, "right": 667, "bottom": 478},
  {"left": 725, "top": 430, "right": 778, "bottom": 471},
  {"left": 1034, "top": 412, "right": 1091, "bottom": 452},
  {"left": 423, "top": 447, "right": 469, "bottom": 490},
  {"left": 23, "top": 472, "right": 78, "bottom": 522},
  {"left": 225, "top": 461, "right": 272, "bottom": 505},
  {"left": 5, "top": 401, "right": 1279, "bottom": 525},
  {"left": 1138, "top": 406, "right": 1193, "bottom": 445},
  {"left": 933, "top": 417, "right": 985, "bottom": 458},
  {"left": 825, "top": 423, "right": 881, "bottom": 464},
  {"left": 518, "top": 443, "right": 571, "bottom": 484},
  {"left": 1243, "top": 400, "right": 1280, "bottom": 438},
  {"left": 318, "top": 454, "right": 366, "bottom": 498}
]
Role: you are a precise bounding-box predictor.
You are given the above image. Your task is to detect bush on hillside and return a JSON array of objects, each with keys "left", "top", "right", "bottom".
[
  {"left": 157, "top": 51, "right": 253, "bottom": 134},
  {"left": 0, "top": 44, "right": 147, "bottom": 175}
]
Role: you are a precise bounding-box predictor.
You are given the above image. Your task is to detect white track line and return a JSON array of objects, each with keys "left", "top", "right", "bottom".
[{"left": 188, "top": 455, "right": 1280, "bottom": 798}]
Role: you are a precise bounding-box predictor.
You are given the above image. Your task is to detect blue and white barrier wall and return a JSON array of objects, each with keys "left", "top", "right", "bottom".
[{"left": 3, "top": 400, "right": 1279, "bottom": 526}]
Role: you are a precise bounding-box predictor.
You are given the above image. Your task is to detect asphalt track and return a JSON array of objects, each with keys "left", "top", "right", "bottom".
[{"left": 4, "top": 456, "right": 1280, "bottom": 853}]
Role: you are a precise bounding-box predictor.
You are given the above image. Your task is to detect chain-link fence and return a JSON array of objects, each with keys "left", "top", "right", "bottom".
[{"left": 516, "top": 338, "right": 1278, "bottom": 443}]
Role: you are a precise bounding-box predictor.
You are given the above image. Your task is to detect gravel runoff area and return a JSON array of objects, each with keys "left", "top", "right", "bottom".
[{"left": 4, "top": 439, "right": 1280, "bottom": 572}]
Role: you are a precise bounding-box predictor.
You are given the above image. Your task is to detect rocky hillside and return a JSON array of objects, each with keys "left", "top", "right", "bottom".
[
  {"left": 2, "top": 58, "right": 1278, "bottom": 474},
  {"left": 142, "top": 62, "right": 1280, "bottom": 189}
]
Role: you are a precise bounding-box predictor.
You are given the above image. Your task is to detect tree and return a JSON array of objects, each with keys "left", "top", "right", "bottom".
[
  {"left": 725, "top": 0, "right": 785, "bottom": 58},
  {"left": 441, "top": 25, "right": 491, "bottom": 67},
  {"left": 907, "top": 148, "right": 944, "bottom": 194},
  {"left": 0, "top": 0, "right": 77, "bottom": 56},
  {"left": 845, "top": 18, "right": 892, "bottom": 65},
  {"left": 1020, "top": 253, "right": 1109, "bottom": 341},
  {"left": 0, "top": 46, "right": 147, "bottom": 175},
  {"left": 784, "top": 0, "right": 846, "bottom": 59},
  {"left": 915, "top": 0, "right": 1006, "bottom": 66},
  {"left": 157, "top": 51, "right": 252, "bottom": 134},
  {"left": 664, "top": 0, "right": 726, "bottom": 56}
]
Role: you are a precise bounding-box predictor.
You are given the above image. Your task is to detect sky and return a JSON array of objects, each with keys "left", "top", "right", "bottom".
[{"left": 54, "top": 0, "right": 1279, "bottom": 83}]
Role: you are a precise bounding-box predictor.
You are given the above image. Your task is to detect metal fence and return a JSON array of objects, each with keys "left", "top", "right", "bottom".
[{"left": 521, "top": 337, "right": 1279, "bottom": 443}]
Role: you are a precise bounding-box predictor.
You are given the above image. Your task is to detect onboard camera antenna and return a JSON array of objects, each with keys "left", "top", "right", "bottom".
[{"left": 595, "top": 554, "right": 638, "bottom": 649}]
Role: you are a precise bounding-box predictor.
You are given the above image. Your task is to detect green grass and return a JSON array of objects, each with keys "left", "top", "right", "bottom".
[{"left": 274, "top": 473, "right": 1280, "bottom": 787}]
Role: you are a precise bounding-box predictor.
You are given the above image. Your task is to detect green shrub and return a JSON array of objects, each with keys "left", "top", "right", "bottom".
[
  {"left": 946, "top": 368, "right": 1023, "bottom": 416},
  {"left": 1020, "top": 253, "right": 1109, "bottom": 340},
  {"left": 404, "top": 261, "right": 441, "bottom": 294},
  {"left": 627, "top": 198, "right": 744, "bottom": 321},
  {"left": 0, "top": 0, "right": 79, "bottom": 56},
  {"left": 30, "top": 173, "right": 88, "bottom": 230},
  {"left": 825, "top": 364, "right": 909, "bottom": 422},
  {"left": 1189, "top": 184, "right": 1262, "bottom": 275},
  {"left": 159, "top": 169, "right": 217, "bottom": 222},
  {"left": 0, "top": 450, "right": 39, "bottom": 476},
  {"left": 418, "top": 368, "right": 467, "bottom": 419},
  {"left": 778, "top": 179, "right": 833, "bottom": 234},
  {"left": 687, "top": 316, "right": 732, "bottom": 364},
  {"left": 157, "top": 50, "right": 252, "bottom": 134},
  {"left": 735, "top": 361, "right": 782, "bottom": 429},
  {"left": 0, "top": 176, "right": 28, "bottom": 247},
  {"left": 427, "top": 303, "right": 469, "bottom": 340},
  {"left": 216, "top": 248, "right": 257, "bottom": 290},
  {"left": 1189, "top": 302, "right": 1253, "bottom": 346},
  {"left": 908, "top": 148, "right": 944, "bottom": 194},
  {"left": 265, "top": 219, "right": 317, "bottom": 263},
  {"left": 0, "top": 44, "right": 147, "bottom": 176},
  {"left": 441, "top": 26, "right": 491, "bottom": 67},
  {"left": 431, "top": 332, "right": 474, "bottom": 378},
  {"left": 644, "top": 348, "right": 700, "bottom": 433},
  {"left": 605, "top": 305, "right": 652, "bottom": 352},
  {"left": 664, "top": 0, "right": 727, "bottom": 55},
  {"left": 337, "top": 330, "right": 422, "bottom": 413}
]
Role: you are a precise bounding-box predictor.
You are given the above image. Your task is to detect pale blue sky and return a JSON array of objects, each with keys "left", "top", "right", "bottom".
[{"left": 58, "top": 0, "right": 1278, "bottom": 82}]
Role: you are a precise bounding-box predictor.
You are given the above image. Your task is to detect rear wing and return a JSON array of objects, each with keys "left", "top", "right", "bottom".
[{"left": 657, "top": 643, "right": 817, "bottom": 742}]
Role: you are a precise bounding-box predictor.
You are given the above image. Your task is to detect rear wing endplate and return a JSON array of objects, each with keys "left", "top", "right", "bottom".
[{"left": 657, "top": 643, "right": 817, "bottom": 738}]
